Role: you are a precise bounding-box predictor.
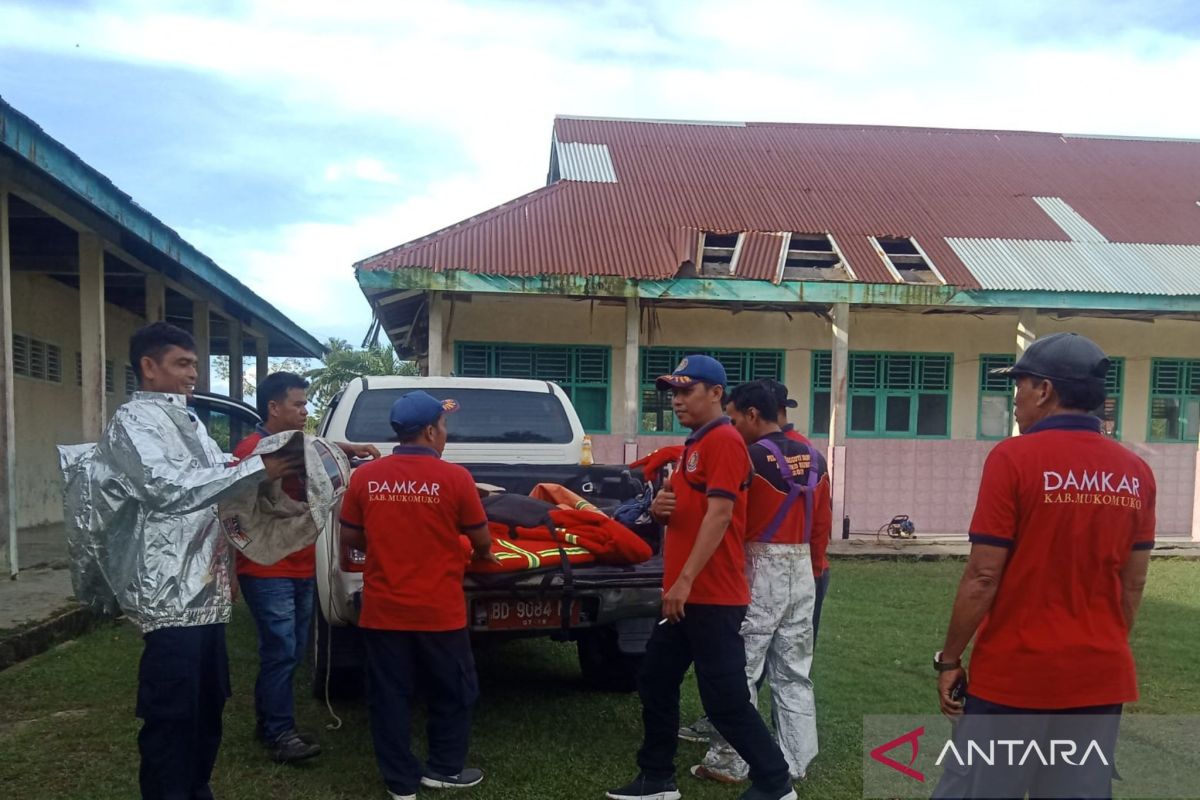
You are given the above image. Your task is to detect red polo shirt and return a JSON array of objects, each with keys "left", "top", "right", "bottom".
[
  {"left": 339, "top": 446, "right": 487, "bottom": 632},
  {"left": 746, "top": 432, "right": 832, "bottom": 552},
  {"left": 781, "top": 425, "right": 830, "bottom": 576},
  {"left": 663, "top": 417, "right": 752, "bottom": 606},
  {"left": 233, "top": 428, "right": 315, "bottom": 580},
  {"left": 966, "top": 414, "right": 1156, "bottom": 709}
]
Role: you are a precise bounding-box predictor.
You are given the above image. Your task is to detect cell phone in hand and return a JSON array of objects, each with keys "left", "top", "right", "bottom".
[{"left": 950, "top": 676, "right": 967, "bottom": 704}]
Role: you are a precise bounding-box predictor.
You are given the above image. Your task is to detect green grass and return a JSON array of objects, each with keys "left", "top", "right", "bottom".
[{"left": 1, "top": 560, "right": 1197, "bottom": 799}]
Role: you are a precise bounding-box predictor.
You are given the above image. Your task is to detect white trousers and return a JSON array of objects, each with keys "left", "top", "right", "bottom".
[{"left": 702, "top": 542, "right": 818, "bottom": 780}]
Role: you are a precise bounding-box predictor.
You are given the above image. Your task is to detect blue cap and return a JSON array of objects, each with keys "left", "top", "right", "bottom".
[
  {"left": 389, "top": 390, "right": 460, "bottom": 430},
  {"left": 655, "top": 354, "right": 727, "bottom": 391}
]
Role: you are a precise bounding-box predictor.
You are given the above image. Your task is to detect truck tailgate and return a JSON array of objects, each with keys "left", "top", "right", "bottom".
[{"left": 464, "top": 555, "right": 663, "bottom": 591}]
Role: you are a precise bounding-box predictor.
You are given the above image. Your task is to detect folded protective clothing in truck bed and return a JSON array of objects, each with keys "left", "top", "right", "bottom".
[{"left": 464, "top": 488, "right": 654, "bottom": 574}]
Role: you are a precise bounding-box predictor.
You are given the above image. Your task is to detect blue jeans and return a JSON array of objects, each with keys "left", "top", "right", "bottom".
[{"left": 239, "top": 576, "right": 315, "bottom": 743}]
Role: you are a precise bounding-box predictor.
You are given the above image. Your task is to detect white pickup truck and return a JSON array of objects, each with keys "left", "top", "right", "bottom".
[{"left": 312, "top": 376, "right": 664, "bottom": 696}]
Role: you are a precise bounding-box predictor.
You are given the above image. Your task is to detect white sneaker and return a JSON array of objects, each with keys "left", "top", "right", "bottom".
[{"left": 388, "top": 794, "right": 416, "bottom": 800}]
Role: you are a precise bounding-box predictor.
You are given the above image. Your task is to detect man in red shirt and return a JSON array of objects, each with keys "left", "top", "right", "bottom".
[
  {"left": 765, "top": 380, "right": 830, "bottom": 646},
  {"left": 233, "top": 371, "right": 378, "bottom": 762},
  {"left": 693, "top": 379, "right": 831, "bottom": 786},
  {"left": 339, "top": 391, "right": 495, "bottom": 800},
  {"left": 608, "top": 356, "right": 795, "bottom": 800},
  {"left": 933, "top": 333, "right": 1155, "bottom": 799}
]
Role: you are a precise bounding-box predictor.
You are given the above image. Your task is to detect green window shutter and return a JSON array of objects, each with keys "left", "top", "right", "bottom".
[
  {"left": 978, "top": 354, "right": 1014, "bottom": 440},
  {"left": 453, "top": 342, "right": 612, "bottom": 432},
  {"left": 1093, "top": 357, "right": 1124, "bottom": 439},
  {"left": 813, "top": 350, "right": 952, "bottom": 438},
  {"left": 639, "top": 347, "right": 784, "bottom": 434},
  {"left": 1149, "top": 358, "right": 1200, "bottom": 442},
  {"left": 456, "top": 343, "right": 491, "bottom": 377}
]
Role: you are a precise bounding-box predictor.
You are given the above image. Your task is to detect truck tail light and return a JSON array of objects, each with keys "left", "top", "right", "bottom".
[{"left": 340, "top": 544, "right": 366, "bottom": 572}]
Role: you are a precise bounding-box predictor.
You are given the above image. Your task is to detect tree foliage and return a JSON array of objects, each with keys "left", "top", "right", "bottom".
[
  {"left": 305, "top": 338, "right": 418, "bottom": 423},
  {"left": 215, "top": 356, "right": 311, "bottom": 400}
]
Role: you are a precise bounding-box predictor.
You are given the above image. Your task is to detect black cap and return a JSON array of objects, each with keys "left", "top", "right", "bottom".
[
  {"left": 763, "top": 379, "right": 799, "bottom": 409},
  {"left": 989, "top": 332, "right": 1109, "bottom": 384}
]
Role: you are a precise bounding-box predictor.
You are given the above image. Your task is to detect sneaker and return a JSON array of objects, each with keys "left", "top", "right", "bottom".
[
  {"left": 689, "top": 764, "right": 744, "bottom": 784},
  {"left": 388, "top": 794, "right": 416, "bottom": 800},
  {"left": 258, "top": 724, "right": 317, "bottom": 746},
  {"left": 268, "top": 730, "right": 322, "bottom": 763},
  {"left": 737, "top": 785, "right": 797, "bottom": 800},
  {"left": 606, "top": 774, "right": 682, "bottom": 800},
  {"left": 678, "top": 716, "right": 716, "bottom": 743},
  {"left": 420, "top": 767, "right": 484, "bottom": 789}
]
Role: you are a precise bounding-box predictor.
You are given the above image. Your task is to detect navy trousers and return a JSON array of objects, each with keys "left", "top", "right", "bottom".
[
  {"left": 136, "top": 624, "right": 230, "bottom": 800},
  {"left": 364, "top": 628, "right": 479, "bottom": 796},
  {"left": 635, "top": 603, "right": 791, "bottom": 793},
  {"left": 932, "top": 694, "right": 1122, "bottom": 800}
]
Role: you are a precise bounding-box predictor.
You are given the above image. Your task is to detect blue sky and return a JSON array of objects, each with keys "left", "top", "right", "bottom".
[{"left": 1, "top": 0, "right": 1198, "bottom": 353}]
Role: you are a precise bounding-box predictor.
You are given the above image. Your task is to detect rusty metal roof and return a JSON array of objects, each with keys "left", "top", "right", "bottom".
[{"left": 358, "top": 118, "right": 1200, "bottom": 291}]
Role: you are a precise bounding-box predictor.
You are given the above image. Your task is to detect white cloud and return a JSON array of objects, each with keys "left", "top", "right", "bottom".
[{"left": 2, "top": 0, "right": 1199, "bottom": 347}]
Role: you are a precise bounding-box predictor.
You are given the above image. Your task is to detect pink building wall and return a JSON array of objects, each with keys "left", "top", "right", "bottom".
[{"left": 591, "top": 434, "right": 1196, "bottom": 536}]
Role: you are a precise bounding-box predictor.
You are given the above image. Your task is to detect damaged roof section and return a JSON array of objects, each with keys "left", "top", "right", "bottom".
[{"left": 358, "top": 117, "right": 1200, "bottom": 292}]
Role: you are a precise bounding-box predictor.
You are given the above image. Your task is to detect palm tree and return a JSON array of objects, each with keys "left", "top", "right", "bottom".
[{"left": 305, "top": 338, "right": 418, "bottom": 424}]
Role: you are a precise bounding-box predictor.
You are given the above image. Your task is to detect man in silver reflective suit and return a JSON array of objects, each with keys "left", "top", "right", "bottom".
[{"left": 62, "top": 322, "right": 303, "bottom": 800}]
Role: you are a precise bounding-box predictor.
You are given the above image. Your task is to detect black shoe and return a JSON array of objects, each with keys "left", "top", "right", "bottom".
[
  {"left": 259, "top": 725, "right": 317, "bottom": 747},
  {"left": 420, "top": 767, "right": 484, "bottom": 789},
  {"left": 738, "top": 785, "right": 797, "bottom": 800},
  {"left": 606, "top": 774, "right": 682, "bottom": 800},
  {"left": 269, "top": 730, "right": 322, "bottom": 763}
]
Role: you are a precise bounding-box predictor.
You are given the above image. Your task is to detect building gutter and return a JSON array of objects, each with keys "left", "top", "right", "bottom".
[{"left": 356, "top": 267, "right": 1200, "bottom": 314}]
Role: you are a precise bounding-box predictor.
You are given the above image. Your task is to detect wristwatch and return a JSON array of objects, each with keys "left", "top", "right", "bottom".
[{"left": 933, "top": 650, "right": 961, "bottom": 672}]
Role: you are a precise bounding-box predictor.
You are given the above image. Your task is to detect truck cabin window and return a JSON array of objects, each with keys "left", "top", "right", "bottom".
[{"left": 344, "top": 388, "right": 574, "bottom": 444}]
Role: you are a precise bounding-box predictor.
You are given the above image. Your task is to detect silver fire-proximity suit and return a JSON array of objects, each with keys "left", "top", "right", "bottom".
[{"left": 58, "top": 391, "right": 268, "bottom": 633}]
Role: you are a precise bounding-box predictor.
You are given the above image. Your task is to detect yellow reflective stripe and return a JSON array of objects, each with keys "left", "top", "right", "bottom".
[
  {"left": 499, "top": 539, "right": 541, "bottom": 568},
  {"left": 535, "top": 546, "right": 590, "bottom": 557}
]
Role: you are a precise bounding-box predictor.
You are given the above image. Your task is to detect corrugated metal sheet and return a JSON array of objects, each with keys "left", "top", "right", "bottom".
[
  {"left": 947, "top": 238, "right": 1200, "bottom": 295},
  {"left": 556, "top": 141, "right": 617, "bottom": 183},
  {"left": 360, "top": 118, "right": 1200, "bottom": 292},
  {"left": 1033, "top": 197, "right": 1108, "bottom": 243},
  {"left": 734, "top": 231, "right": 786, "bottom": 281}
]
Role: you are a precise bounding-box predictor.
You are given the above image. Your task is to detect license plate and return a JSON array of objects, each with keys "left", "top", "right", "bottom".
[{"left": 476, "top": 599, "right": 580, "bottom": 630}]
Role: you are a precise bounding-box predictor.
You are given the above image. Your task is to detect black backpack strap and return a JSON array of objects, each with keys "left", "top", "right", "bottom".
[{"left": 542, "top": 520, "right": 577, "bottom": 632}]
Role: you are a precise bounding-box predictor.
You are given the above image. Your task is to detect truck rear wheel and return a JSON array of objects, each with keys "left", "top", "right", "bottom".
[
  {"left": 576, "top": 627, "right": 642, "bottom": 692},
  {"left": 311, "top": 603, "right": 366, "bottom": 701}
]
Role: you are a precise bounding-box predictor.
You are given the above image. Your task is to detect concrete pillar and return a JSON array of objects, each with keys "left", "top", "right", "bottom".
[
  {"left": 828, "top": 302, "right": 850, "bottom": 534},
  {"left": 228, "top": 320, "right": 243, "bottom": 402},
  {"left": 427, "top": 291, "right": 444, "bottom": 377},
  {"left": 193, "top": 300, "right": 210, "bottom": 393},
  {"left": 256, "top": 336, "right": 270, "bottom": 386},
  {"left": 623, "top": 297, "right": 641, "bottom": 463},
  {"left": 1013, "top": 309, "right": 1037, "bottom": 437},
  {"left": 0, "top": 186, "right": 17, "bottom": 576},
  {"left": 145, "top": 273, "right": 166, "bottom": 322},
  {"left": 79, "top": 233, "right": 107, "bottom": 440}
]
